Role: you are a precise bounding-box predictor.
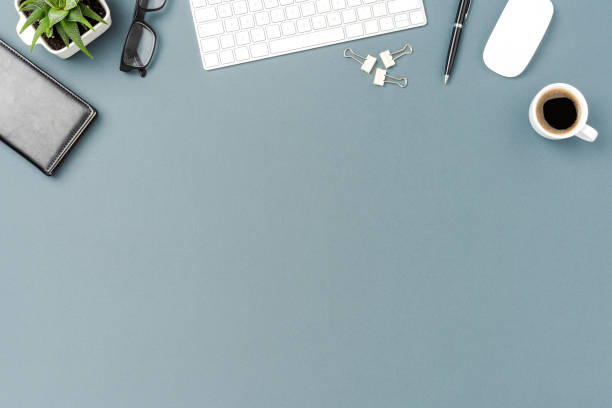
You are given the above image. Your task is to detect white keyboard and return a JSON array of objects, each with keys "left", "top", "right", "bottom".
[{"left": 189, "top": 0, "right": 427, "bottom": 70}]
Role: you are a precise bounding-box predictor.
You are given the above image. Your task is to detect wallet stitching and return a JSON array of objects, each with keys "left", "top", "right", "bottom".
[{"left": 0, "top": 41, "right": 95, "bottom": 173}]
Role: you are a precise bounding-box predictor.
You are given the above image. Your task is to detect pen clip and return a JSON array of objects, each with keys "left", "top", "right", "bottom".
[
  {"left": 464, "top": 0, "right": 471, "bottom": 20},
  {"left": 456, "top": 0, "right": 471, "bottom": 23}
]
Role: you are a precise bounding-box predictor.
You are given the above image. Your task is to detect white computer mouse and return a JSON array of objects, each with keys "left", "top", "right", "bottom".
[{"left": 483, "top": 0, "right": 554, "bottom": 78}]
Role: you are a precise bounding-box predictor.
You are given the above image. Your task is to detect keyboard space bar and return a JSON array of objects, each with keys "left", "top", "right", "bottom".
[{"left": 269, "top": 28, "right": 345, "bottom": 54}]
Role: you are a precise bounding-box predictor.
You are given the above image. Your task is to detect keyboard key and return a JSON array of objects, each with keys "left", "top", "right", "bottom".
[
  {"left": 357, "top": 6, "right": 371, "bottom": 19},
  {"left": 396, "top": 19, "right": 410, "bottom": 27},
  {"left": 225, "top": 18, "right": 240, "bottom": 31},
  {"left": 200, "top": 37, "right": 219, "bottom": 52},
  {"left": 379, "top": 16, "right": 393, "bottom": 30},
  {"left": 199, "top": 21, "right": 224, "bottom": 37},
  {"left": 250, "top": 43, "right": 269, "bottom": 57},
  {"left": 363, "top": 0, "right": 376, "bottom": 3},
  {"left": 270, "top": 8, "right": 285, "bottom": 22},
  {"left": 192, "top": 0, "right": 206, "bottom": 7},
  {"left": 220, "top": 34, "right": 235, "bottom": 48},
  {"left": 208, "top": 0, "right": 221, "bottom": 4},
  {"left": 220, "top": 50, "right": 234, "bottom": 63},
  {"left": 316, "top": 0, "right": 330, "bottom": 13},
  {"left": 347, "top": 0, "right": 360, "bottom": 6},
  {"left": 281, "top": 21, "right": 296, "bottom": 35},
  {"left": 280, "top": 0, "right": 293, "bottom": 4},
  {"left": 301, "top": 2, "right": 316, "bottom": 16},
  {"left": 218, "top": 4, "right": 232, "bottom": 17},
  {"left": 341, "top": 9, "right": 356, "bottom": 23},
  {"left": 311, "top": 15, "right": 327, "bottom": 29},
  {"left": 251, "top": 27, "right": 266, "bottom": 41},
  {"left": 240, "top": 14, "right": 255, "bottom": 28},
  {"left": 235, "top": 46, "right": 250, "bottom": 60},
  {"left": 269, "top": 27, "right": 344, "bottom": 53},
  {"left": 266, "top": 24, "right": 282, "bottom": 38},
  {"left": 372, "top": 2, "right": 386, "bottom": 17},
  {"left": 203, "top": 53, "right": 219, "bottom": 68},
  {"left": 394, "top": 13, "right": 408, "bottom": 22},
  {"left": 364, "top": 19, "right": 378, "bottom": 33},
  {"left": 255, "top": 11, "right": 270, "bottom": 25},
  {"left": 410, "top": 10, "right": 425, "bottom": 24},
  {"left": 332, "top": 0, "right": 346, "bottom": 9},
  {"left": 195, "top": 7, "right": 217, "bottom": 22},
  {"left": 233, "top": 1, "right": 248, "bottom": 14},
  {"left": 297, "top": 18, "right": 312, "bottom": 32},
  {"left": 264, "top": 0, "right": 278, "bottom": 7},
  {"left": 286, "top": 5, "right": 301, "bottom": 19},
  {"left": 248, "top": 0, "right": 263, "bottom": 10},
  {"left": 327, "top": 12, "right": 341, "bottom": 26},
  {"left": 387, "top": 0, "right": 419, "bottom": 14},
  {"left": 345, "top": 22, "right": 363, "bottom": 37},
  {"left": 236, "top": 31, "right": 250, "bottom": 45},
  {"left": 394, "top": 13, "right": 409, "bottom": 27}
]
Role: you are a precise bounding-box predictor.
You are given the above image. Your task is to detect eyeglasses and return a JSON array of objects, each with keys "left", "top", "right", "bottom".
[{"left": 120, "top": 0, "right": 167, "bottom": 78}]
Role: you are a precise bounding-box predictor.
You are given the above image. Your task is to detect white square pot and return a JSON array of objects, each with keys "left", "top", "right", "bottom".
[{"left": 14, "top": 0, "right": 112, "bottom": 59}]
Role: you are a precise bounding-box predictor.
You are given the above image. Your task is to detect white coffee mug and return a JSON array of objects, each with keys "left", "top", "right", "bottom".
[{"left": 529, "top": 83, "right": 598, "bottom": 142}]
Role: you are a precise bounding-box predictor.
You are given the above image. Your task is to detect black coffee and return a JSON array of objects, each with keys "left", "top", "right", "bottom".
[
  {"left": 536, "top": 89, "right": 581, "bottom": 134},
  {"left": 543, "top": 97, "right": 577, "bottom": 130}
]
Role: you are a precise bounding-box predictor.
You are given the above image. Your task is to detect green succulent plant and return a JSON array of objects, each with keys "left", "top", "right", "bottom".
[{"left": 19, "top": 0, "right": 107, "bottom": 58}]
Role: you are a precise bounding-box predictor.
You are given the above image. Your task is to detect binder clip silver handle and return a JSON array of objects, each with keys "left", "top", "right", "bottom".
[
  {"left": 373, "top": 68, "right": 407, "bottom": 88},
  {"left": 379, "top": 43, "right": 414, "bottom": 68},
  {"left": 344, "top": 48, "right": 377, "bottom": 73}
]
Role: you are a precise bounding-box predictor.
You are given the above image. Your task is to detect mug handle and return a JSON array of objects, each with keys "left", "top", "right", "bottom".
[{"left": 577, "top": 125, "right": 598, "bottom": 143}]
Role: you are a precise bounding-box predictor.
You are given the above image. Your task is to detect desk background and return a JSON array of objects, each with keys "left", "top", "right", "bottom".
[{"left": 1, "top": 1, "right": 612, "bottom": 407}]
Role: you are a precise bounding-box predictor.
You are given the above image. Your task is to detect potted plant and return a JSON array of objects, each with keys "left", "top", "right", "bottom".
[{"left": 14, "top": 0, "right": 112, "bottom": 59}]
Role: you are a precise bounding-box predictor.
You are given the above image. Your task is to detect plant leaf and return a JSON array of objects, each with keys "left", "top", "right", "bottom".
[
  {"left": 20, "top": 0, "right": 48, "bottom": 11},
  {"left": 68, "top": 6, "right": 94, "bottom": 31},
  {"left": 79, "top": 3, "right": 107, "bottom": 25},
  {"left": 20, "top": 4, "right": 38, "bottom": 11},
  {"left": 54, "top": 21, "right": 70, "bottom": 47},
  {"left": 20, "top": 0, "right": 38, "bottom": 10},
  {"left": 57, "top": 0, "right": 65, "bottom": 9},
  {"left": 44, "top": 0, "right": 59, "bottom": 8},
  {"left": 19, "top": 7, "right": 45, "bottom": 33},
  {"left": 64, "top": 0, "right": 78, "bottom": 10},
  {"left": 31, "top": 15, "right": 50, "bottom": 53},
  {"left": 19, "top": 0, "right": 35, "bottom": 11},
  {"left": 48, "top": 7, "right": 69, "bottom": 27},
  {"left": 59, "top": 19, "right": 92, "bottom": 58}
]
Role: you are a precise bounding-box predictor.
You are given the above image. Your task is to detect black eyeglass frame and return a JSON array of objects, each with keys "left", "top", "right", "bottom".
[{"left": 120, "top": 0, "right": 166, "bottom": 77}]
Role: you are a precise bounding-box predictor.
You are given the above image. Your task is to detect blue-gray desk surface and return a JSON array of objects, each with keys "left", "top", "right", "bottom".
[{"left": 1, "top": 1, "right": 612, "bottom": 407}]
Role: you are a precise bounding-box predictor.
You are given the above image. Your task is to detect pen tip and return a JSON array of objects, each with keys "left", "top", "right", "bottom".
[{"left": 444, "top": 75, "right": 449, "bottom": 85}]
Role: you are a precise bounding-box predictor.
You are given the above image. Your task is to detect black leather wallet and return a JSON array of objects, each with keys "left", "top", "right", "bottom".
[{"left": 0, "top": 40, "right": 97, "bottom": 176}]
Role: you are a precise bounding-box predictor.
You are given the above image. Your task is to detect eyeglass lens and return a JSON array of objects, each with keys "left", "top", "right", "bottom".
[
  {"left": 123, "top": 22, "right": 156, "bottom": 68},
  {"left": 139, "top": 0, "right": 166, "bottom": 11}
]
